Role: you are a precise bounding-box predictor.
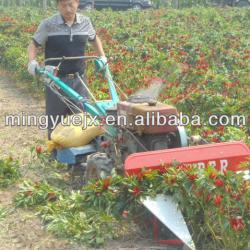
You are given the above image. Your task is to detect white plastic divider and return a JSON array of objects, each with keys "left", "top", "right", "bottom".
[{"left": 141, "top": 194, "right": 196, "bottom": 250}]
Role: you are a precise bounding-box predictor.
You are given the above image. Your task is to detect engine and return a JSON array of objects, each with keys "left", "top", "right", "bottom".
[
  {"left": 103, "top": 95, "right": 182, "bottom": 169},
  {"left": 118, "top": 94, "right": 180, "bottom": 157}
]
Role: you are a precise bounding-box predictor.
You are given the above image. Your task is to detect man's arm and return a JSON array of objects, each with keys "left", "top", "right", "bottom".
[
  {"left": 27, "top": 41, "right": 39, "bottom": 62},
  {"left": 89, "top": 35, "right": 106, "bottom": 57},
  {"left": 27, "top": 19, "right": 47, "bottom": 76},
  {"left": 27, "top": 41, "right": 40, "bottom": 76}
]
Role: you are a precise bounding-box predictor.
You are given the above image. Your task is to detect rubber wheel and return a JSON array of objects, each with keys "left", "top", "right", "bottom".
[
  {"left": 164, "top": 126, "right": 188, "bottom": 149},
  {"left": 132, "top": 4, "right": 142, "bottom": 10},
  {"left": 84, "top": 3, "right": 94, "bottom": 11},
  {"left": 85, "top": 153, "right": 113, "bottom": 181},
  {"left": 235, "top": 0, "right": 250, "bottom": 6}
]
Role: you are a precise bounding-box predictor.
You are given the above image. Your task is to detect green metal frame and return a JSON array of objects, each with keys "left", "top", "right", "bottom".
[{"left": 37, "top": 58, "right": 119, "bottom": 136}]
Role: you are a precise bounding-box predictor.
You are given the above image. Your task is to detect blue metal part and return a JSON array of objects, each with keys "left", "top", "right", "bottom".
[
  {"left": 39, "top": 69, "right": 84, "bottom": 102},
  {"left": 82, "top": 101, "right": 105, "bottom": 117},
  {"left": 37, "top": 59, "right": 119, "bottom": 122},
  {"left": 56, "top": 144, "right": 96, "bottom": 164},
  {"left": 95, "top": 100, "right": 116, "bottom": 113},
  {"left": 37, "top": 58, "right": 120, "bottom": 164},
  {"left": 94, "top": 59, "right": 119, "bottom": 103},
  {"left": 105, "top": 67, "right": 120, "bottom": 103}
]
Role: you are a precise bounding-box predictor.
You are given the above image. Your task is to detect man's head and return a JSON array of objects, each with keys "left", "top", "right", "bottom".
[{"left": 56, "top": 0, "right": 80, "bottom": 22}]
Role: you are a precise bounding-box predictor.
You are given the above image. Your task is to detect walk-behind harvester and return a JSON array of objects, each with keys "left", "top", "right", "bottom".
[{"left": 37, "top": 57, "right": 250, "bottom": 250}]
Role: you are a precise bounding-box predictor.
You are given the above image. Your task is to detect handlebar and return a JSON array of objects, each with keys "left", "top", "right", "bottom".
[
  {"left": 44, "top": 55, "right": 107, "bottom": 75},
  {"left": 44, "top": 55, "right": 99, "bottom": 63},
  {"left": 36, "top": 55, "right": 119, "bottom": 104}
]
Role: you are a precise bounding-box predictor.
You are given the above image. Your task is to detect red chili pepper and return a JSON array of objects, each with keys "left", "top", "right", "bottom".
[
  {"left": 102, "top": 177, "right": 111, "bottom": 190},
  {"left": 132, "top": 186, "right": 141, "bottom": 197},
  {"left": 230, "top": 217, "right": 245, "bottom": 231},
  {"left": 35, "top": 145, "right": 43, "bottom": 154},
  {"left": 188, "top": 174, "right": 198, "bottom": 182},
  {"left": 209, "top": 172, "right": 217, "bottom": 180},
  {"left": 215, "top": 178, "right": 224, "bottom": 187},
  {"left": 213, "top": 194, "right": 222, "bottom": 206}
]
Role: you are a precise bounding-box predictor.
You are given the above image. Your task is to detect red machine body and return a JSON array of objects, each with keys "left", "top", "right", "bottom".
[{"left": 125, "top": 142, "right": 250, "bottom": 175}]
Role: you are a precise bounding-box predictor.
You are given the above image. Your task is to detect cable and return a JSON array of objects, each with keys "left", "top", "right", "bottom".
[{"left": 121, "top": 127, "right": 149, "bottom": 151}]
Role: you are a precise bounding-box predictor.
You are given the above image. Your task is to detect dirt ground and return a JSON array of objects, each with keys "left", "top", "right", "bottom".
[{"left": 0, "top": 69, "right": 175, "bottom": 250}]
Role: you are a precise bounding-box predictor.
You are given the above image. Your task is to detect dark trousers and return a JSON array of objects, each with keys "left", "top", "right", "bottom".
[{"left": 45, "top": 74, "right": 89, "bottom": 140}]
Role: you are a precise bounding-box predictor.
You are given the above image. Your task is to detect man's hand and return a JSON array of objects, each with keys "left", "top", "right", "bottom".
[
  {"left": 28, "top": 60, "right": 39, "bottom": 76},
  {"left": 45, "top": 65, "right": 57, "bottom": 75},
  {"left": 99, "top": 56, "right": 108, "bottom": 67},
  {"left": 97, "top": 56, "right": 108, "bottom": 71}
]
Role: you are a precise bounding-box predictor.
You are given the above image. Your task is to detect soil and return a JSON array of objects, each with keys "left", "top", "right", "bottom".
[{"left": 0, "top": 69, "right": 175, "bottom": 250}]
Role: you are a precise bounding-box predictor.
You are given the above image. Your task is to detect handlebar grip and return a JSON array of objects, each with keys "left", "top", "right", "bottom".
[{"left": 94, "top": 58, "right": 108, "bottom": 72}]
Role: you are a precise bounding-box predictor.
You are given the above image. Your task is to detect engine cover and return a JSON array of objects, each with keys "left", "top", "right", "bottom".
[{"left": 117, "top": 100, "right": 178, "bottom": 134}]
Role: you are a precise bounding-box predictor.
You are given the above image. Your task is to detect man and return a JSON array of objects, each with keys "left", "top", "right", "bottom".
[{"left": 27, "top": 0, "right": 107, "bottom": 140}]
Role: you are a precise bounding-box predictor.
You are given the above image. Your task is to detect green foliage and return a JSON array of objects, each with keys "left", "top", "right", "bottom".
[
  {"left": 0, "top": 206, "right": 7, "bottom": 221},
  {"left": 14, "top": 181, "right": 127, "bottom": 246},
  {"left": 0, "top": 6, "right": 249, "bottom": 248},
  {"left": 0, "top": 8, "right": 248, "bottom": 142},
  {"left": 0, "top": 157, "right": 21, "bottom": 188},
  {"left": 82, "top": 167, "right": 250, "bottom": 249},
  {"left": 40, "top": 198, "right": 123, "bottom": 246},
  {"left": 14, "top": 180, "right": 60, "bottom": 207},
  {"left": 14, "top": 165, "right": 250, "bottom": 248},
  {"left": 0, "top": 0, "right": 56, "bottom": 9}
]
